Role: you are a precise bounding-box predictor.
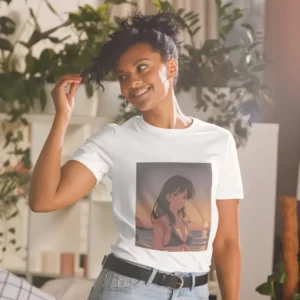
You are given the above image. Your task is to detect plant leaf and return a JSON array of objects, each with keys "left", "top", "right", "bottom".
[
  {"left": 251, "top": 63, "right": 266, "bottom": 72},
  {"left": 6, "top": 211, "right": 18, "bottom": 220},
  {"left": 0, "top": 38, "right": 13, "bottom": 51},
  {"left": 8, "top": 227, "right": 15, "bottom": 234},
  {"left": 274, "top": 260, "right": 286, "bottom": 284},
  {"left": 44, "top": 0, "right": 59, "bottom": 17},
  {"left": 255, "top": 280, "right": 275, "bottom": 296},
  {"left": 9, "top": 239, "right": 16, "bottom": 245},
  {"left": 48, "top": 35, "right": 70, "bottom": 44},
  {"left": 29, "top": 8, "right": 41, "bottom": 31},
  {"left": 85, "top": 84, "right": 93, "bottom": 98},
  {"left": 0, "top": 0, "right": 12, "bottom": 4},
  {"left": 105, "top": 0, "right": 129, "bottom": 4},
  {"left": 39, "top": 87, "right": 47, "bottom": 111}
]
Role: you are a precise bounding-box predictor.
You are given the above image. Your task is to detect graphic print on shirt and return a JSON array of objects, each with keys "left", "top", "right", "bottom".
[{"left": 135, "top": 162, "right": 212, "bottom": 252}]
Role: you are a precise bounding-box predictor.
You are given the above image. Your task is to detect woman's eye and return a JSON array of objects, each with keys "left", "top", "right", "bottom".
[
  {"left": 118, "top": 74, "right": 126, "bottom": 81},
  {"left": 137, "top": 65, "right": 147, "bottom": 72}
]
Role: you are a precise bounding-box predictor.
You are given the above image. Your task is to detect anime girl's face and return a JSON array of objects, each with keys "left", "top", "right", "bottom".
[{"left": 166, "top": 189, "right": 188, "bottom": 211}]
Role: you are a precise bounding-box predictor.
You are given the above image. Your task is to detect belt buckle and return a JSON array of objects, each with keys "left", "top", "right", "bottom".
[{"left": 172, "top": 275, "right": 184, "bottom": 290}]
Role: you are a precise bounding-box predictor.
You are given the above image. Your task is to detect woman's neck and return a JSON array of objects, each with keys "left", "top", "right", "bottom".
[{"left": 142, "top": 89, "right": 192, "bottom": 129}]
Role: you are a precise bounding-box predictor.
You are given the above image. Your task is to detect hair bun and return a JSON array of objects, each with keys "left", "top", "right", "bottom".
[{"left": 120, "top": 11, "right": 180, "bottom": 42}]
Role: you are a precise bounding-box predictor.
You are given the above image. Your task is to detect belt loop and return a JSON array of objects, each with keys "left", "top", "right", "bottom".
[
  {"left": 191, "top": 273, "right": 195, "bottom": 291},
  {"left": 146, "top": 268, "right": 158, "bottom": 286}
]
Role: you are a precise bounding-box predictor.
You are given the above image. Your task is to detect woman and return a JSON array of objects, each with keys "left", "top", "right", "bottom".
[
  {"left": 151, "top": 175, "right": 194, "bottom": 252},
  {"left": 29, "top": 11, "right": 244, "bottom": 300}
]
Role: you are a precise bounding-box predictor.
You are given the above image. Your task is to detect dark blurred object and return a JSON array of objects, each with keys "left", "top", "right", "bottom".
[{"left": 256, "top": 198, "right": 300, "bottom": 299}]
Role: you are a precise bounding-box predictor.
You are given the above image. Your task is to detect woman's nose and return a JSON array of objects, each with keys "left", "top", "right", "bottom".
[{"left": 128, "top": 74, "right": 143, "bottom": 88}]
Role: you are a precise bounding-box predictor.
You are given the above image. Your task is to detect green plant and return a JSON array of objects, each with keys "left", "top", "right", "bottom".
[
  {"left": 0, "top": 0, "right": 35, "bottom": 261},
  {"left": 0, "top": 160, "right": 31, "bottom": 263},
  {"left": 0, "top": 0, "right": 135, "bottom": 119},
  {"left": 33, "top": 1, "right": 136, "bottom": 99},
  {"left": 114, "top": 100, "right": 142, "bottom": 124},
  {"left": 256, "top": 258, "right": 300, "bottom": 300},
  {"left": 0, "top": 0, "right": 132, "bottom": 263},
  {"left": 0, "top": 2, "right": 71, "bottom": 118}
]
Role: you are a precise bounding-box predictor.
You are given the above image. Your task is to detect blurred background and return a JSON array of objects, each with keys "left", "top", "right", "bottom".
[{"left": 0, "top": 0, "right": 299, "bottom": 299}]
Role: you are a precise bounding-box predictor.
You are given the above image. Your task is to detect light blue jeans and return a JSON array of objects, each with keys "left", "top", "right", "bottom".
[{"left": 88, "top": 262, "right": 210, "bottom": 300}]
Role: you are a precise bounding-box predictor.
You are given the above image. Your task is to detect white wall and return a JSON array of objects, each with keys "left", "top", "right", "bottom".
[
  {"left": 1, "top": 0, "right": 100, "bottom": 58},
  {"left": 238, "top": 124, "right": 278, "bottom": 300},
  {"left": 108, "top": 0, "right": 218, "bottom": 47}
]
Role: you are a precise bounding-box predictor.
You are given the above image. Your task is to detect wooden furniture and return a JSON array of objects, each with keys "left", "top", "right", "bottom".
[{"left": 280, "top": 196, "right": 299, "bottom": 300}]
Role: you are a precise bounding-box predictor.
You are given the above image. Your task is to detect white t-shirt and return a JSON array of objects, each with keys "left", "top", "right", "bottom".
[{"left": 72, "top": 116, "right": 244, "bottom": 273}]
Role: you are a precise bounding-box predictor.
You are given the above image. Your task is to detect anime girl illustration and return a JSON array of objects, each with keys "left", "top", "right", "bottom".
[
  {"left": 135, "top": 162, "right": 212, "bottom": 252},
  {"left": 151, "top": 175, "right": 195, "bottom": 251}
]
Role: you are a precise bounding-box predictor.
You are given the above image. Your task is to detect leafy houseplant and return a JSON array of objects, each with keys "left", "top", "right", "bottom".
[
  {"left": 0, "top": 0, "right": 35, "bottom": 262},
  {"left": 18, "top": 0, "right": 136, "bottom": 115},
  {"left": 256, "top": 197, "right": 299, "bottom": 300},
  {"left": 0, "top": 159, "right": 31, "bottom": 263},
  {"left": 0, "top": 0, "right": 132, "bottom": 264},
  {"left": 115, "top": 0, "right": 271, "bottom": 148},
  {"left": 255, "top": 251, "right": 300, "bottom": 300}
]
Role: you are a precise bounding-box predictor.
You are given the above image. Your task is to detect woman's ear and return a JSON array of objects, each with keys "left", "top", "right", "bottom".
[{"left": 167, "top": 58, "right": 178, "bottom": 79}]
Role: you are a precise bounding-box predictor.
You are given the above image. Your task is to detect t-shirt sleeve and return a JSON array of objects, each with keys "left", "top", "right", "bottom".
[
  {"left": 71, "top": 124, "right": 116, "bottom": 184},
  {"left": 216, "top": 132, "right": 244, "bottom": 200}
]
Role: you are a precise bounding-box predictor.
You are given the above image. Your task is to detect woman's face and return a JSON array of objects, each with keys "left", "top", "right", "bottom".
[
  {"left": 166, "top": 189, "right": 188, "bottom": 211},
  {"left": 115, "top": 43, "right": 177, "bottom": 111}
]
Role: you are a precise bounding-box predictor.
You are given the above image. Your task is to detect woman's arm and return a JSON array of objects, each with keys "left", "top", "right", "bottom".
[
  {"left": 213, "top": 199, "right": 241, "bottom": 300},
  {"left": 29, "top": 75, "right": 97, "bottom": 212}
]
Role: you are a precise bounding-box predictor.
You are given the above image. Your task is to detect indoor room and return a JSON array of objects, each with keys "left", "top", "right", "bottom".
[{"left": 0, "top": 0, "right": 299, "bottom": 299}]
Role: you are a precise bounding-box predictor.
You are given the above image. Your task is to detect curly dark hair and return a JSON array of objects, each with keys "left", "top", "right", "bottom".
[{"left": 82, "top": 11, "right": 181, "bottom": 89}]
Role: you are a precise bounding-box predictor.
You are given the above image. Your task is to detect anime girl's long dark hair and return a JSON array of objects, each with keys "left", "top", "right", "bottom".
[{"left": 151, "top": 175, "right": 195, "bottom": 226}]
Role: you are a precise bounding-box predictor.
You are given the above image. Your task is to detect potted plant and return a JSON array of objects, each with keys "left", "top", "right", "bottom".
[
  {"left": 0, "top": 0, "right": 136, "bottom": 118},
  {"left": 0, "top": 159, "right": 31, "bottom": 265},
  {"left": 179, "top": 0, "right": 271, "bottom": 147},
  {"left": 256, "top": 196, "right": 300, "bottom": 300},
  {"left": 0, "top": 1, "right": 71, "bottom": 119},
  {"left": 0, "top": 0, "right": 35, "bottom": 264},
  {"left": 24, "top": 0, "right": 135, "bottom": 117},
  {"left": 0, "top": 0, "right": 128, "bottom": 267}
]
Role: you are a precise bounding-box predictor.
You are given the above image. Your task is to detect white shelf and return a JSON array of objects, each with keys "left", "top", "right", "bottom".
[
  {"left": 7, "top": 268, "right": 27, "bottom": 275},
  {"left": 88, "top": 203, "right": 117, "bottom": 279},
  {"left": 0, "top": 113, "right": 109, "bottom": 126},
  {"left": 8, "top": 268, "right": 86, "bottom": 280},
  {"left": 208, "top": 280, "right": 219, "bottom": 296},
  {"left": 28, "top": 203, "right": 83, "bottom": 273},
  {"left": 91, "top": 198, "right": 112, "bottom": 203},
  {"left": 28, "top": 271, "right": 84, "bottom": 279}
]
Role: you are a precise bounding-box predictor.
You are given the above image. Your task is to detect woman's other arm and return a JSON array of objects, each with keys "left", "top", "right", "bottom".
[{"left": 213, "top": 199, "right": 241, "bottom": 300}]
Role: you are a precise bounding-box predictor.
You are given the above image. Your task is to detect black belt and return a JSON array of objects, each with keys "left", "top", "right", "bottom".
[{"left": 102, "top": 254, "right": 208, "bottom": 290}]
